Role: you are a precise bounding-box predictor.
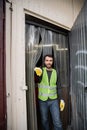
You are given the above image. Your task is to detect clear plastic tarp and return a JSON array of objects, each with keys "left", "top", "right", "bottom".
[{"left": 25, "top": 24, "right": 69, "bottom": 130}]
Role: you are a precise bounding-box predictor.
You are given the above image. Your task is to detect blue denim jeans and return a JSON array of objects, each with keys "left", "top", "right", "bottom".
[{"left": 39, "top": 99, "right": 63, "bottom": 130}]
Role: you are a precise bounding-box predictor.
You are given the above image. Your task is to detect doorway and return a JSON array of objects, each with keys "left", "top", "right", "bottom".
[{"left": 25, "top": 15, "right": 70, "bottom": 130}]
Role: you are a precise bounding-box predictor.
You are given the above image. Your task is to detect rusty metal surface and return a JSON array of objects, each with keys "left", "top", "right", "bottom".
[{"left": 0, "top": 0, "right": 6, "bottom": 130}]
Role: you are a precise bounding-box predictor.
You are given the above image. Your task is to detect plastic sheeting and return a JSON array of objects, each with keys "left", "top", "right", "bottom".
[
  {"left": 70, "top": 1, "right": 87, "bottom": 130},
  {"left": 25, "top": 24, "right": 69, "bottom": 130}
]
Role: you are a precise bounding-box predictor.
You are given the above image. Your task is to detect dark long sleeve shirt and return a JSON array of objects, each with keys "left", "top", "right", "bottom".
[{"left": 34, "top": 68, "right": 62, "bottom": 99}]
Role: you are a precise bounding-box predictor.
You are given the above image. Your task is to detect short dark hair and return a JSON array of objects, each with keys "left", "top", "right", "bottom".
[{"left": 44, "top": 54, "right": 54, "bottom": 61}]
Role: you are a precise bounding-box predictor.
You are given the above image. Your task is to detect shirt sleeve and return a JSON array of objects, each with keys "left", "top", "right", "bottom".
[{"left": 56, "top": 75, "right": 62, "bottom": 99}]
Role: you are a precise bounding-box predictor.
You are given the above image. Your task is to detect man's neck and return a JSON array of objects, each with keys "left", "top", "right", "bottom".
[{"left": 46, "top": 67, "right": 52, "bottom": 71}]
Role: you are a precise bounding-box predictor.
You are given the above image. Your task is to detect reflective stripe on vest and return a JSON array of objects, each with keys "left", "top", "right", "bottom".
[
  {"left": 39, "top": 92, "right": 57, "bottom": 97},
  {"left": 38, "top": 67, "right": 58, "bottom": 101},
  {"left": 38, "top": 85, "right": 57, "bottom": 90}
]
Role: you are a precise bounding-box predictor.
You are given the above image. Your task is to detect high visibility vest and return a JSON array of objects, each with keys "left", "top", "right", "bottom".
[{"left": 38, "top": 67, "right": 58, "bottom": 101}]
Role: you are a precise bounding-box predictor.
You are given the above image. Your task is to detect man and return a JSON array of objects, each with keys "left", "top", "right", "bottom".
[{"left": 34, "top": 54, "right": 64, "bottom": 130}]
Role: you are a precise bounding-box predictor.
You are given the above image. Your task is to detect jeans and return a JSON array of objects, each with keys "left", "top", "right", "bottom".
[{"left": 39, "top": 99, "right": 63, "bottom": 130}]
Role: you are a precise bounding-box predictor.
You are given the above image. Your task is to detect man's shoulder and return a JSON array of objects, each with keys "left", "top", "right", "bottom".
[{"left": 52, "top": 68, "right": 56, "bottom": 71}]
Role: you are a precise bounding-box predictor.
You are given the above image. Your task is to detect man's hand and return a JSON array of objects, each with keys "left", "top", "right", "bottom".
[
  {"left": 34, "top": 67, "right": 42, "bottom": 76},
  {"left": 60, "top": 99, "right": 65, "bottom": 111}
]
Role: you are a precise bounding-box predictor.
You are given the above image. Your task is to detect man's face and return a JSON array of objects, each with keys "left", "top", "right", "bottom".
[{"left": 44, "top": 56, "right": 53, "bottom": 69}]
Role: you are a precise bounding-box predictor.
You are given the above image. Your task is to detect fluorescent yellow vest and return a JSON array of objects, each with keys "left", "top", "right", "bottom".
[{"left": 38, "top": 67, "right": 58, "bottom": 101}]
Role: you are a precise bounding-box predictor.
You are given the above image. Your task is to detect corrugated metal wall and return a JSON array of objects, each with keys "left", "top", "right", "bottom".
[
  {"left": 70, "top": 1, "right": 87, "bottom": 130},
  {"left": 0, "top": 0, "right": 6, "bottom": 130}
]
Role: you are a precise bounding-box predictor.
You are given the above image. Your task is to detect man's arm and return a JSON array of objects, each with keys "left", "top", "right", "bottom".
[{"left": 56, "top": 75, "right": 62, "bottom": 99}]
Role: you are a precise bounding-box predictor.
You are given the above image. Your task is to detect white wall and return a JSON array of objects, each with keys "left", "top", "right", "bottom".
[
  {"left": 23, "top": 0, "right": 84, "bottom": 29},
  {"left": 6, "top": 0, "right": 84, "bottom": 130}
]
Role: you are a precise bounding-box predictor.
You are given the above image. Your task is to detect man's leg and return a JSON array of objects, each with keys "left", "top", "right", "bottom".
[
  {"left": 39, "top": 100, "right": 50, "bottom": 130},
  {"left": 49, "top": 99, "right": 63, "bottom": 130}
]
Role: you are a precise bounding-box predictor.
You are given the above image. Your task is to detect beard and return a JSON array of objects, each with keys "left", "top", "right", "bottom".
[{"left": 45, "top": 63, "right": 52, "bottom": 69}]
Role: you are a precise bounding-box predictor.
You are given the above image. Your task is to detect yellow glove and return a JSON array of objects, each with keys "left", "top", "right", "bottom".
[
  {"left": 60, "top": 100, "right": 65, "bottom": 111},
  {"left": 34, "top": 67, "right": 42, "bottom": 76}
]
